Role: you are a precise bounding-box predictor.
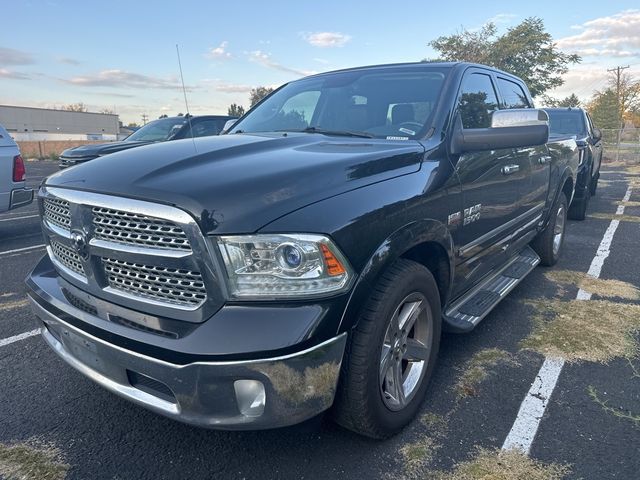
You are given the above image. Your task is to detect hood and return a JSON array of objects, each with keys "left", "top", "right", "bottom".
[
  {"left": 61, "top": 140, "right": 153, "bottom": 158},
  {"left": 46, "top": 133, "right": 425, "bottom": 234}
]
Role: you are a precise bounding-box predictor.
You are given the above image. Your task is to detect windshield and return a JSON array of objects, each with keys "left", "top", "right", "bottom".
[
  {"left": 230, "top": 67, "right": 449, "bottom": 139},
  {"left": 126, "top": 118, "right": 187, "bottom": 142},
  {"left": 546, "top": 110, "right": 586, "bottom": 136}
]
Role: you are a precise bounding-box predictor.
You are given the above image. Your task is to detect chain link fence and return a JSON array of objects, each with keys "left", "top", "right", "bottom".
[{"left": 600, "top": 128, "right": 640, "bottom": 164}]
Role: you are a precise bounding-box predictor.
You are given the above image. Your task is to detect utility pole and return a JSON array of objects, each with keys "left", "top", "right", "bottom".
[
  {"left": 607, "top": 65, "right": 629, "bottom": 162},
  {"left": 141, "top": 113, "right": 149, "bottom": 125}
]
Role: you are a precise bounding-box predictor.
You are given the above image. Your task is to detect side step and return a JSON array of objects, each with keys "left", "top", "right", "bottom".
[{"left": 443, "top": 246, "right": 540, "bottom": 332}]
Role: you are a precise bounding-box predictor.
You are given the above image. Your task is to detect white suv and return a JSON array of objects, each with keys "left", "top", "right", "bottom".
[{"left": 0, "top": 123, "right": 33, "bottom": 212}]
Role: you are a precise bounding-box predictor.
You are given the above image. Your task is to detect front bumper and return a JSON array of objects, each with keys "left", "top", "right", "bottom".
[{"left": 29, "top": 296, "right": 346, "bottom": 429}]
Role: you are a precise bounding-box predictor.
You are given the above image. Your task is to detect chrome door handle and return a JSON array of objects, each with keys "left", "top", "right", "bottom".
[
  {"left": 501, "top": 164, "right": 520, "bottom": 175},
  {"left": 538, "top": 156, "right": 552, "bottom": 165}
]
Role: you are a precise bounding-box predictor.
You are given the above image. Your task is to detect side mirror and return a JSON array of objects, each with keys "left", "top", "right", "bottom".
[
  {"left": 221, "top": 119, "right": 238, "bottom": 135},
  {"left": 452, "top": 109, "right": 550, "bottom": 154},
  {"left": 592, "top": 127, "right": 602, "bottom": 142}
]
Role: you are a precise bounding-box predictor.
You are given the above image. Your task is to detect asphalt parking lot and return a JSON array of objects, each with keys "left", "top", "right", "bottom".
[{"left": 0, "top": 160, "right": 638, "bottom": 479}]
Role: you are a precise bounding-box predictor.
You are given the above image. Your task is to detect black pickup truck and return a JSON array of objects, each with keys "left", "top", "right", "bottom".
[
  {"left": 544, "top": 107, "right": 603, "bottom": 220},
  {"left": 27, "top": 62, "right": 578, "bottom": 439}
]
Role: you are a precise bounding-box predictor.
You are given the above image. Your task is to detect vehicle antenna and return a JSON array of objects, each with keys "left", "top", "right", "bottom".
[{"left": 176, "top": 44, "right": 197, "bottom": 153}]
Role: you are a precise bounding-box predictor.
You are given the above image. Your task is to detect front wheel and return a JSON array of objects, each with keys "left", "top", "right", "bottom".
[
  {"left": 333, "top": 259, "right": 441, "bottom": 439},
  {"left": 532, "top": 193, "right": 568, "bottom": 266}
]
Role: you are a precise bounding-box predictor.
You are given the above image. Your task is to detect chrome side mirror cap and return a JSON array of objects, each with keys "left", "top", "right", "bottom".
[{"left": 491, "top": 109, "right": 549, "bottom": 128}]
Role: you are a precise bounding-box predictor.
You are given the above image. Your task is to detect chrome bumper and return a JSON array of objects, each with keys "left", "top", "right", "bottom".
[{"left": 29, "top": 297, "right": 347, "bottom": 429}]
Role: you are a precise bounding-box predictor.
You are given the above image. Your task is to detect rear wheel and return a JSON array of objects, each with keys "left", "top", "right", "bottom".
[
  {"left": 532, "top": 193, "right": 568, "bottom": 266},
  {"left": 333, "top": 259, "right": 441, "bottom": 439}
]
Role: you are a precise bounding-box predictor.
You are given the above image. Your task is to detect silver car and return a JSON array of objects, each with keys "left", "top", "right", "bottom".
[{"left": 0, "top": 123, "right": 33, "bottom": 212}]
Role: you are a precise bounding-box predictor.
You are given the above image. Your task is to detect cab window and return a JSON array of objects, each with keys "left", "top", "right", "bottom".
[
  {"left": 458, "top": 73, "right": 499, "bottom": 129},
  {"left": 497, "top": 78, "right": 531, "bottom": 109}
]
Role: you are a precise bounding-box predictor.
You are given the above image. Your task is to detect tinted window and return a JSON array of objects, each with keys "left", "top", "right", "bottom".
[
  {"left": 189, "top": 119, "right": 225, "bottom": 137},
  {"left": 126, "top": 118, "right": 186, "bottom": 142},
  {"left": 497, "top": 78, "right": 531, "bottom": 109},
  {"left": 458, "top": 73, "right": 499, "bottom": 129},
  {"left": 546, "top": 110, "right": 586, "bottom": 136},
  {"left": 230, "top": 68, "right": 448, "bottom": 139}
]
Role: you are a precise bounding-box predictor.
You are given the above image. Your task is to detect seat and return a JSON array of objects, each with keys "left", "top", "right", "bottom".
[{"left": 391, "top": 104, "right": 415, "bottom": 125}]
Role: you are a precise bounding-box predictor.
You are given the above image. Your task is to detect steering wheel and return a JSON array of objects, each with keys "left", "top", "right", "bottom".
[{"left": 397, "top": 122, "right": 423, "bottom": 134}]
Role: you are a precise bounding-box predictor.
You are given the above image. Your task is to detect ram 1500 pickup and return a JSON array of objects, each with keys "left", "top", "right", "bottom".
[{"left": 27, "top": 62, "right": 578, "bottom": 438}]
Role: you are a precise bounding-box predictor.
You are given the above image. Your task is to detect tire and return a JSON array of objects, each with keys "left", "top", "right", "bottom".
[
  {"left": 333, "top": 259, "right": 441, "bottom": 439},
  {"left": 568, "top": 184, "right": 590, "bottom": 221},
  {"left": 531, "top": 193, "right": 568, "bottom": 266}
]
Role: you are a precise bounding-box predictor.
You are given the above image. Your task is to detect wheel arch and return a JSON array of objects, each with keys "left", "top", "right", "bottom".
[{"left": 338, "top": 219, "right": 454, "bottom": 333}]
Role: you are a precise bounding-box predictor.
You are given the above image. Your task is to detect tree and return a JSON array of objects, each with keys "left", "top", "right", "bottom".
[
  {"left": 158, "top": 114, "right": 168, "bottom": 119},
  {"left": 427, "top": 18, "right": 581, "bottom": 97},
  {"left": 126, "top": 122, "right": 140, "bottom": 128},
  {"left": 540, "top": 93, "right": 581, "bottom": 108},
  {"left": 227, "top": 103, "right": 246, "bottom": 117},
  {"left": 63, "top": 102, "right": 88, "bottom": 112},
  {"left": 586, "top": 89, "right": 619, "bottom": 130},
  {"left": 250, "top": 86, "right": 274, "bottom": 107},
  {"left": 99, "top": 108, "right": 115, "bottom": 114}
]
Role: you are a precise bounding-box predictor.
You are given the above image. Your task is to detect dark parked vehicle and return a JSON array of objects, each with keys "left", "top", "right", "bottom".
[
  {"left": 28, "top": 62, "right": 578, "bottom": 439},
  {"left": 544, "top": 107, "right": 602, "bottom": 220},
  {"left": 58, "top": 115, "right": 237, "bottom": 168}
]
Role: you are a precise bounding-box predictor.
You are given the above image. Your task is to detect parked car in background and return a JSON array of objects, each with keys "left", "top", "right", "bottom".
[
  {"left": 544, "top": 107, "right": 602, "bottom": 220},
  {"left": 29, "top": 62, "right": 578, "bottom": 439},
  {"left": 58, "top": 115, "right": 237, "bottom": 168},
  {"left": 0, "top": 123, "right": 33, "bottom": 212}
]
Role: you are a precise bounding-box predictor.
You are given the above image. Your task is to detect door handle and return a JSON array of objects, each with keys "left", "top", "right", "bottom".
[
  {"left": 501, "top": 164, "right": 520, "bottom": 175},
  {"left": 538, "top": 155, "right": 552, "bottom": 165}
]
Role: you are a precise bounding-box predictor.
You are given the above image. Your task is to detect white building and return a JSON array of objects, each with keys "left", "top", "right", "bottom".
[{"left": 0, "top": 105, "right": 120, "bottom": 141}]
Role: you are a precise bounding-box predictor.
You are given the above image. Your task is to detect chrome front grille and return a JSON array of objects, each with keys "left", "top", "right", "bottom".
[
  {"left": 50, "top": 239, "right": 85, "bottom": 277},
  {"left": 43, "top": 197, "right": 71, "bottom": 231},
  {"left": 103, "top": 258, "right": 206, "bottom": 307},
  {"left": 92, "top": 207, "right": 191, "bottom": 251},
  {"left": 40, "top": 187, "right": 216, "bottom": 316}
]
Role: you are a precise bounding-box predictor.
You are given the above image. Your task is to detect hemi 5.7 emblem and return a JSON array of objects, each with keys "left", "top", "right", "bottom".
[{"left": 463, "top": 204, "right": 482, "bottom": 225}]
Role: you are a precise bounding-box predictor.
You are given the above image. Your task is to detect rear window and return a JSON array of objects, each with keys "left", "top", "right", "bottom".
[
  {"left": 0, "top": 124, "right": 17, "bottom": 147},
  {"left": 546, "top": 111, "right": 586, "bottom": 136}
]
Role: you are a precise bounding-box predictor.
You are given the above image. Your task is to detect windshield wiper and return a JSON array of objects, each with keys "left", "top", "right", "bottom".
[{"left": 279, "top": 126, "right": 374, "bottom": 139}]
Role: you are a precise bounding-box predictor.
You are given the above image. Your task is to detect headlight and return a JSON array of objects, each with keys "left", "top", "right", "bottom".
[{"left": 216, "top": 234, "right": 353, "bottom": 298}]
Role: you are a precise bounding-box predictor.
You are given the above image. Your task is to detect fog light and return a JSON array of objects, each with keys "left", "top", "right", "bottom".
[{"left": 234, "top": 380, "right": 266, "bottom": 417}]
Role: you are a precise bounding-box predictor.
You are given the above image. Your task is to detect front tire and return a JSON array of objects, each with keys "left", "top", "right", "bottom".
[
  {"left": 333, "top": 259, "right": 441, "bottom": 439},
  {"left": 532, "top": 193, "right": 568, "bottom": 266}
]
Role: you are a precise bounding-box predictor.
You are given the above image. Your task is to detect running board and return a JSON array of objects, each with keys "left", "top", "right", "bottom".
[{"left": 443, "top": 246, "right": 540, "bottom": 333}]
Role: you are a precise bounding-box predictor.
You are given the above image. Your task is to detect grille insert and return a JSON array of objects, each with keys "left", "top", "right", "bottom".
[
  {"left": 103, "top": 258, "right": 206, "bottom": 308},
  {"left": 50, "top": 239, "right": 85, "bottom": 277},
  {"left": 92, "top": 207, "right": 191, "bottom": 251},
  {"left": 44, "top": 197, "right": 71, "bottom": 231}
]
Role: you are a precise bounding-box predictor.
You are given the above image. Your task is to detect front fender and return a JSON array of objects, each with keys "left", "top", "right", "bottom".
[{"left": 337, "top": 219, "right": 454, "bottom": 333}]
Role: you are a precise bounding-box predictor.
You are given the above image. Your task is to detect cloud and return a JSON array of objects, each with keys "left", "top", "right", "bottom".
[
  {"left": 487, "top": 13, "right": 517, "bottom": 24},
  {"left": 62, "top": 69, "right": 192, "bottom": 90},
  {"left": 57, "top": 56, "right": 83, "bottom": 65},
  {"left": 556, "top": 9, "right": 640, "bottom": 57},
  {"left": 302, "top": 32, "right": 352, "bottom": 48},
  {"left": 0, "top": 47, "right": 34, "bottom": 65},
  {"left": 313, "top": 58, "right": 330, "bottom": 65},
  {"left": 248, "top": 51, "right": 315, "bottom": 76},
  {"left": 546, "top": 66, "right": 609, "bottom": 102},
  {"left": 214, "top": 82, "right": 253, "bottom": 93},
  {"left": 0, "top": 68, "right": 30, "bottom": 80},
  {"left": 207, "top": 41, "right": 232, "bottom": 59}
]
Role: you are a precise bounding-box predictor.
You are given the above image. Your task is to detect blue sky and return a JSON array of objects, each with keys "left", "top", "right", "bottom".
[{"left": 1, "top": 1, "right": 639, "bottom": 124}]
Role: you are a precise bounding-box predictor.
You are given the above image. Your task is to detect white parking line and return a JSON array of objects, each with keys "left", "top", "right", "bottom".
[
  {"left": 0, "top": 329, "right": 40, "bottom": 348},
  {"left": 0, "top": 214, "right": 39, "bottom": 222},
  {"left": 502, "top": 185, "right": 634, "bottom": 454},
  {"left": 0, "top": 244, "right": 45, "bottom": 256}
]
